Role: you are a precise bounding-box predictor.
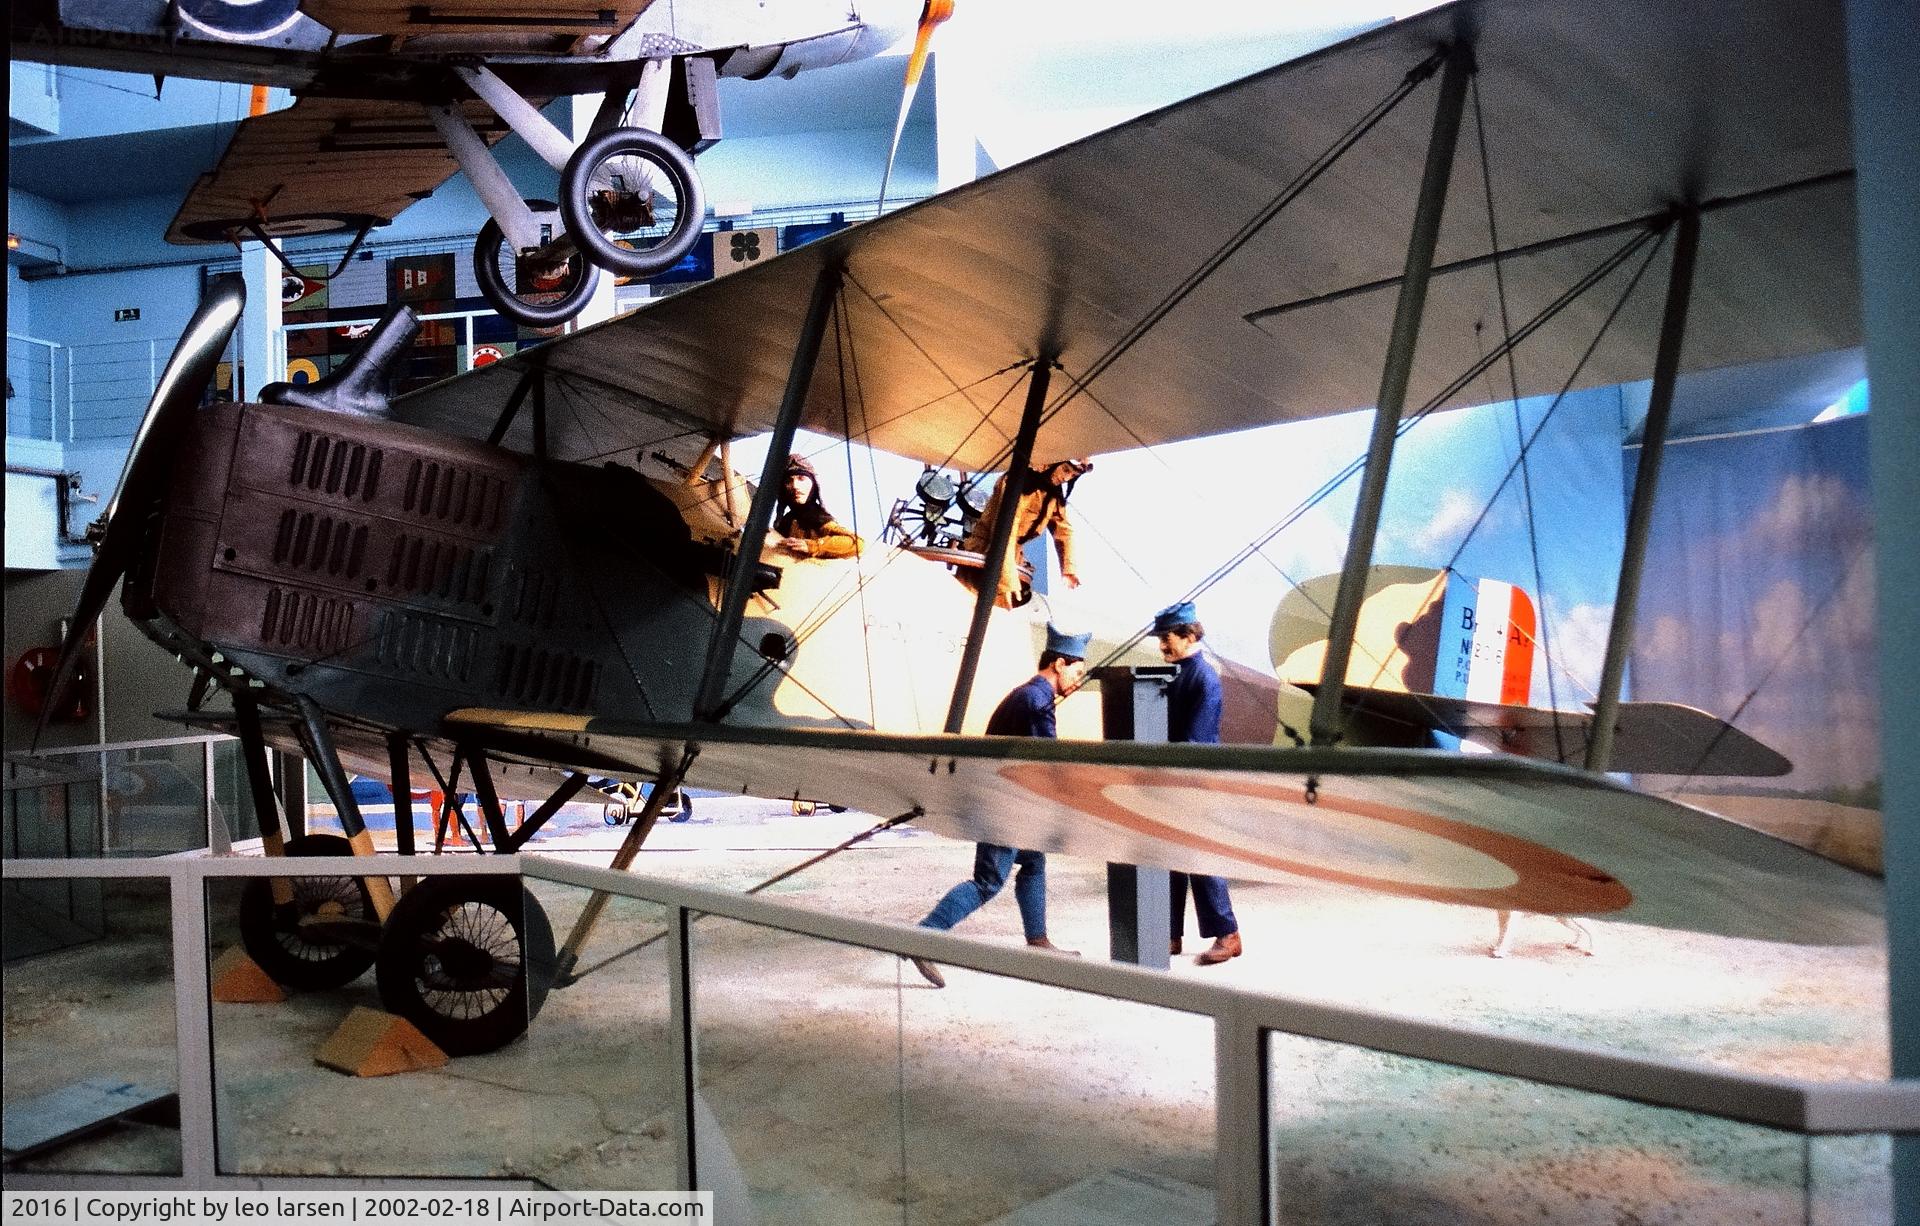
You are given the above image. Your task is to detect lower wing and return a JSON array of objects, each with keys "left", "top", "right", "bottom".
[{"left": 446, "top": 710, "right": 1879, "bottom": 946}]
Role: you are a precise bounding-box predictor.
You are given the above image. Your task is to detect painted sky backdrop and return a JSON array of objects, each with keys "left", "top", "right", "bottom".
[{"left": 1629, "top": 415, "right": 1878, "bottom": 797}]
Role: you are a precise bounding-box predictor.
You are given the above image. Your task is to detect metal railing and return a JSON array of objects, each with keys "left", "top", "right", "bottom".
[
  {"left": 0, "top": 846, "right": 1912, "bottom": 1219},
  {"left": 282, "top": 308, "right": 502, "bottom": 373},
  {"left": 6, "top": 332, "right": 66, "bottom": 441}
]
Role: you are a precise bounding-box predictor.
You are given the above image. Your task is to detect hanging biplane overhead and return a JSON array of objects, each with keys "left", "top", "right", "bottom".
[
  {"left": 35, "top": 0, "right": 1880, "bottom": 1056},
  {"left": 7, "top": 0, "right": 945, "bottom": 326}
]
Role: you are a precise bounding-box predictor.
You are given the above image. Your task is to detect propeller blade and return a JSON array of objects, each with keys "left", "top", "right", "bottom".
[
  {"left": 35, "top": 276, "right": 246, "bottom": 749},
  {"left": 878, "top": 0, "right": 955, "bottom": 212}
]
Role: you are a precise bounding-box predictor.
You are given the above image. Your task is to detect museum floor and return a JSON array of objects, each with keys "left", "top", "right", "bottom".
[{"left": 3, "top": 797, "right": 1891, "bottom": 1224}]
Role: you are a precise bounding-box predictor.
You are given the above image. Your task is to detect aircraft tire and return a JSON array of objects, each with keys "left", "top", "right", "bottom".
[
  {"left": 375, "top": 875, "right": 555, "bottom": 1057},
  {"left": 238, "top": 834, "right": 378, "bottom": 991},
  {"left": 472, "top": 207, "right": 602, "bottom": 330},
  {"left": 560, "top": 126, "right": 706, "bottom": 280}
]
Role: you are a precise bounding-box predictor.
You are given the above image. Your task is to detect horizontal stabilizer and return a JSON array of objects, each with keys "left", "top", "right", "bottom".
[{"left": 1317, "top": 686, "right": 1792, "bottom": 777}]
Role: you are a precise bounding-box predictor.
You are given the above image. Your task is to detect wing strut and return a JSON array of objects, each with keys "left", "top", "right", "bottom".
[
  {"left": 557, "top": 806, "right": 925, "bottom": 986},
  {"left": 1586, "top": 206, "right": 1702, "bottom": 771},
  {"left": 695, "top": 263, "right": 843, "bottom": 721},
  {"left": 1310, "top": 43, "right": 1475, "bottom": 748},
  {"left": 552, "top": 749, "right": 699, "bottom": 984},
  {"left": 484, "top": 368, "right": 539, "bottom": 446},
  {"left": 945, "top": 356, "right": 1053, "bottom": 732}
]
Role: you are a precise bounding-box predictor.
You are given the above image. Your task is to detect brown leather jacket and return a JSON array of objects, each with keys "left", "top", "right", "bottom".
[
  {"left": 963, "top": 472, "right": 1074, "bottom": 605},
  {"left": 779, "top": 513, "right": 863, "bottom": 559}
]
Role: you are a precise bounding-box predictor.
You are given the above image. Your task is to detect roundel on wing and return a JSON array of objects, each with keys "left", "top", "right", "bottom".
[
  {"left": 285, "top": 357, "right": 322, "bottom": 385},
  {"left": 997, "top": 763, "right": 1632, "bottom": 916}
]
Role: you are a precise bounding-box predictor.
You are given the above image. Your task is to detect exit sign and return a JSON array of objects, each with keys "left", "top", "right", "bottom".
[{"left": 113, "top": 308, "right": 140, "bottom": 322}]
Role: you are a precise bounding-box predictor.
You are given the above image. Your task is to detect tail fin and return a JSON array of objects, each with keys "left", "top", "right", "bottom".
[
  {"left": 1270, "top": 565, "right": 1536, "bottom": 704},
  {"left": 1436, "top": 575, "right": 1536, "bottom": 705}
]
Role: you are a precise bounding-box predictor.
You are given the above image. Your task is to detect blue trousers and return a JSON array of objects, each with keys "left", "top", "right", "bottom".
[
  {"left": 1171, "top": 872, "right": 1238, "bottom": 939},
  {"left": 920, "top": 843, "right": 1048, "bottom": 940}
]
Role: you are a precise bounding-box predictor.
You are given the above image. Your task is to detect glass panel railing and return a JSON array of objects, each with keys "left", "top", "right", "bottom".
[
  {"left": 205, "top": 867, "right": 537, "bottom": 1181},
  {"left": 517, "top": 880, "right": 681, "bottom": 1190},
  {"left": 1808, "top": 1133, "right": 1894, "bottom": 1225},
  {"left": 4, "top": 757, "right": 102, "bottom": 863},
  {"left": 205, "top": 868, "right": 609, "bottom": 1181},
  {"left": 101, "top": 743, "right": 214, "bottom": 854},
  {"left": 1, "top": 874, "right": 181, "bottom": 1175},
  {"left": 689, "top": 914, "right": 1216, "bottom": 1224},
  {"left": 1265, "top": 1032, "right": 1883, "bottom": 1226}
]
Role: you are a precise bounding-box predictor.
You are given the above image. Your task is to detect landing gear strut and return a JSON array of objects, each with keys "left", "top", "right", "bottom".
[
  {"left": 230, "top": 709, "right": 586, "bottom": 1055},
  {"left": 437, "top": 65, "right": 710, "bottom": 329}
]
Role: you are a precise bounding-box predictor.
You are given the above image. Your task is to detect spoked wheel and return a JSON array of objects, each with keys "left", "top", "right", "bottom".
[
  {"left": 472, "top": 199, "right": 602, "bottom": 330},
  {"left": 560, "top": 126, "right": 705, "bottom": 280},
  {"left": 663, "top": 789, "right": 693, "bottom": 824},
  {"left": 238, "top": 833, "right": 379, "bottom": 990},
  {"left": 376, "top": 876, "right": 555, "bottom": 1056}
]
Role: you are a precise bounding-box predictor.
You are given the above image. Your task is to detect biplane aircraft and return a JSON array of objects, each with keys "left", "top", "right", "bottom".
[
  {"left": 7, "top": 0, "right": 945, "bottom": 326},
  {"left": 33, "top": 0, "right": 1882, "bottom": 1056}
]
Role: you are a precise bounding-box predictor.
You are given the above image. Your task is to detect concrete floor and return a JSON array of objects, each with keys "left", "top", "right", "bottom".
[{"left": 1, "top": 797, "right": 1893, "bottom": 1223}]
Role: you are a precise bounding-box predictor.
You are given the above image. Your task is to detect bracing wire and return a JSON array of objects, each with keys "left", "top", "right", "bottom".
[
  {"left": 1031, "top": 48, "right": 1450, "bottom": 442},
  {"left": 832, "top": 293, "right": 882, "bottom": 728},
  {"left": 1070, "top": 218, "right": 1673, "bottom": 714},
  {"left": 1471, "top": 70, "right": 1560, "bottom": 753}
]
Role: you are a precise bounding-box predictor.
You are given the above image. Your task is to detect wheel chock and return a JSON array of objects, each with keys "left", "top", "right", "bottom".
[
  {"left": 209, "top": 947, "right": 285, "bottom": 1004},
  {"left": 315, "top": 1007, "right": 448, "bottom": 1077}
]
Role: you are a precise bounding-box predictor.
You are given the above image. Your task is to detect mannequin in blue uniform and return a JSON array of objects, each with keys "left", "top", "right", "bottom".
[
  {"left": 1155, "top": 600, "right": 1243, "bottom": 965},
  {"left": 908, "top": 623, "right": 1092, "bottom": 989}
]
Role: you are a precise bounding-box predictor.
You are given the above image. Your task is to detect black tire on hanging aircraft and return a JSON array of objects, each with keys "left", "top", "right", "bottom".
[
  {"left": 472, "top": 201, "right": 602, "bottom": 330},
  {"left": 559, "top": 126, "right": 706, "bottom": 280},
  {"left": 375, "top": 875, "right": 556, "bottom": 1056},
  {"left": 237, "top": 834, "right": 379, "bottom": 990}
]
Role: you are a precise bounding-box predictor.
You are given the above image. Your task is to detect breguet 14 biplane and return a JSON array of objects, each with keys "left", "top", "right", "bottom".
[
  {"left": 37, "top": 0, "right": 1881, "bottom": 1055},
  {"left": 8, "top": 0, "right": 946, "bottom": 326}
]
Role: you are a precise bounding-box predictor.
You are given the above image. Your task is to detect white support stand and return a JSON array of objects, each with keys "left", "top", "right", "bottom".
[
  {"left": 425, "top": 103, "right": 542, "bottom": 253},
  {"left": 456, "top": 66, "right": 578, "bottom": 172},
  {"left": 934, "top": 43, "right": 980, "bottom": 192},
  {"left": 237, "top": 244, "right": 283, "bottom": 401}
]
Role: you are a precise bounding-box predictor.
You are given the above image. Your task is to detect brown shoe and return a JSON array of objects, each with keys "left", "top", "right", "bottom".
[
  {"left": 1197, "top": 932, "right": 1242, "bottom": 965},
  {"left": 1170, "top": 936, "right": 1183, "bottom": 956},
  {"left": 1027, "top": 936, "right": 1081, "bottom": 957},
  {"left": 910, "top": 957, "right": 946, "bottom": 989}
]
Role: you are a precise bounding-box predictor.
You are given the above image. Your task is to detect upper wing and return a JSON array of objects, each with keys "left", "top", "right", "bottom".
[
  {"left": 393, "top": 0, "right": 1855, "bottom": 468},
  {"left": 167, "top": 96, "right": 507, "bottom": 246},
  {"left": 1316, "top": 687, "right": 1794, "bottom": 778},
  {"left": 446, "top": 709, "right": 1881, "bottom": 946}
]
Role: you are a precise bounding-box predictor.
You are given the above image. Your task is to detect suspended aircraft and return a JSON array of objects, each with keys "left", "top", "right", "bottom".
[
  {"left": 6, "top": 0, "right": 949, "bottom": 326},
  {"left": 32, "top": 0, "right": 1882, "bottom": 1057}
]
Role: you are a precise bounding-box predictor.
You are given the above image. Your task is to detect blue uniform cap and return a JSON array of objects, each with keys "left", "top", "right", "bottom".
[
  {"left": 1045, "top": 623, "right": 1093, "bottom": 659},
  {"left": 1152, "top": 601, "right": 1199, "bottom": 633}
]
